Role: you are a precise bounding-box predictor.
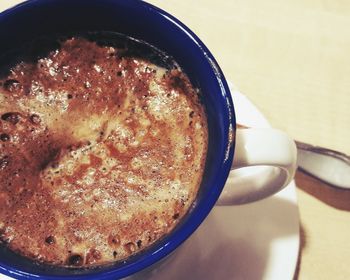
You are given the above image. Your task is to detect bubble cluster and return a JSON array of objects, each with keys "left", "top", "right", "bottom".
[{"left": 0, "top": 35, "right": 208, "bottom": 267}]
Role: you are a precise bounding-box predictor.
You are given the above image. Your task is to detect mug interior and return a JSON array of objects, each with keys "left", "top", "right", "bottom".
[{"left": 0, "top": 0, "right": 236, "bottom": 279}]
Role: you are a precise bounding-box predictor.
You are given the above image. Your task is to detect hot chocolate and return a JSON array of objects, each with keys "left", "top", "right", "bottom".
[{"left": 0, "top": 34, "right": 208, "bottom": 266}]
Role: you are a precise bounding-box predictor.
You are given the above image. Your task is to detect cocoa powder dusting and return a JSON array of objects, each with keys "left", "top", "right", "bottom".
[{"left": 0, "top": 35, "right": 208, "bottom": 266}]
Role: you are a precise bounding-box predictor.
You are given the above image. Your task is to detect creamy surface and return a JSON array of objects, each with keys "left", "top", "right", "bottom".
[{"left": 0, "top": 37, "right": 207, "bottom": 266}]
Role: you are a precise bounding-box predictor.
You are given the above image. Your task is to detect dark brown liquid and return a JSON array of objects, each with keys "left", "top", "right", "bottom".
[{"left": 0, "top": 34, "right": 207, "bottom": 266}]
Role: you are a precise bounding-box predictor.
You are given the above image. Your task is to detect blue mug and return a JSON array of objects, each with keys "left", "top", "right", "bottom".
[{"left": 0, "top": 1, "right": 297, "bottom": 279}]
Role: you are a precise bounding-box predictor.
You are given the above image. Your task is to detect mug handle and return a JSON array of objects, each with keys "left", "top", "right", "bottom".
[{"left": 217, "top": 128, "right": 297, "bottom": 205}]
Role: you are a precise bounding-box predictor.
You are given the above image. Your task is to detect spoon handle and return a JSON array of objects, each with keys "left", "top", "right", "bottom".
[{"left": 295, "top": 141, "right": 350, "bottom": 189}]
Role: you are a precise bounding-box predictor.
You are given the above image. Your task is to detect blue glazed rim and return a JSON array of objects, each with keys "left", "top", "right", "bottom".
[{"left": 0, "top": 0, "right": 236, "bottom": 279}]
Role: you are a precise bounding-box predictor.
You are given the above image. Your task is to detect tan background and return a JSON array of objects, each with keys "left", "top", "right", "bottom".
[
  {"left": 0, "top": 0, "right": 350, "bottom": 279},
  {"left": 146, "top": 1, "right": 349, "bottom": 280}
]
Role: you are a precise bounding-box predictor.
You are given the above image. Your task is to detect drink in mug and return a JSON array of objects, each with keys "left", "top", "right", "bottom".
[{"left": 0, "top": 33, "right": 208, "bottom": 266}]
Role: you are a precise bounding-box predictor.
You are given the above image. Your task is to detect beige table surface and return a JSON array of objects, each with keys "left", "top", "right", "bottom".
[
  {"left": 1, "top": 1, "right": 350, "bottom": 279},
  {"left": 147, "top": 1, "right": 350, "bottom": 280}
]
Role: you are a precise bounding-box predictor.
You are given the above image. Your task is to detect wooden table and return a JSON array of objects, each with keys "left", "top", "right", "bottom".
[
  {"left": 1, "top": 1, "right": 350, "bottom": 279},
  {"left": 146, "top": 1, "right": 350, "bottom": 279}
]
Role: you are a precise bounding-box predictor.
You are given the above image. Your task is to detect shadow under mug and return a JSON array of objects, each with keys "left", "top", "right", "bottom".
[{"left": 0, "top": 0, "right": 297, "bottom": 279}]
